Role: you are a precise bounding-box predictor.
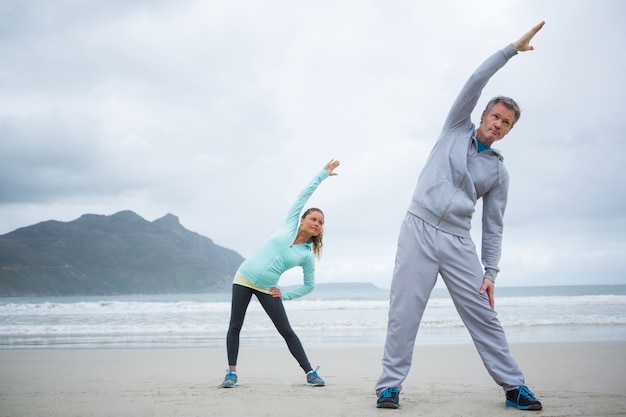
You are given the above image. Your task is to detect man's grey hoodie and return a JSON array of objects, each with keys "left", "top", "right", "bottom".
[{"left": 408, "top": 44, "right": 519, "bottom": 281}]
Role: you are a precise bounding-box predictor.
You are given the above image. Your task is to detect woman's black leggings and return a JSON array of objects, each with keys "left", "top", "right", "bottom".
[{"left": 226, "top": 284, "right": 312, "bottom": 373}]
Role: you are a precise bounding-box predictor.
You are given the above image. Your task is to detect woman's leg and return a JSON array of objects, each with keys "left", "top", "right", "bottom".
[
  {"left": 255, "top": 290, "right": 312, "bottom": 373},
  {"left": 226, "top": 284, "right": 254, "bottom": 369}
]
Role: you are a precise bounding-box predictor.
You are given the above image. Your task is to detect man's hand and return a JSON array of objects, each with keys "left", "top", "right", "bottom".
[
  {"left": 479, "top": 278, "right": 495, "bottom": 310},
  {"left": 513, "top": 21, "right": 545, "bottom": 52}
]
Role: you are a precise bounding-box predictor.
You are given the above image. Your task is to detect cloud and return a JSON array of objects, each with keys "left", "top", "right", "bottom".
[{"left": 1, "top": 0, "right": 625, "bottom": 288}]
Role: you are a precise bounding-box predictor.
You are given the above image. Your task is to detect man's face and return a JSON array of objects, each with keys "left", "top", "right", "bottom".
[{"left": 476, "top": 102, "right": 516, "bottom": 145}]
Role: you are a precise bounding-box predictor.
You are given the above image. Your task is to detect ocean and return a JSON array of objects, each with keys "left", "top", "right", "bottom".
[{"left": 1, "top": 284, "right": 625, "bottom": 349}]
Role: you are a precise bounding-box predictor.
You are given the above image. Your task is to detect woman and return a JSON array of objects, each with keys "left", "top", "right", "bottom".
[{"left": 220, "top": 159, "right": 340, "bottom": 388}]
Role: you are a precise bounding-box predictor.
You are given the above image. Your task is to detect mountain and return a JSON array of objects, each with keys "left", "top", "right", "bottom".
[{"left": 0, "top": 211, "right": 244, "bottom": 296}]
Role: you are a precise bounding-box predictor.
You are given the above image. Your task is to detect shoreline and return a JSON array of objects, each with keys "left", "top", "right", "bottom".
[
  {"left": 4, "top": 321, "right": 625, "bottom": 350},
  {"left": 1, "top": 341, "right": 625, "bottom": 416}
]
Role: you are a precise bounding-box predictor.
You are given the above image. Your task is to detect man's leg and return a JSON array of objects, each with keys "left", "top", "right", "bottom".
[
  {"left": 376, "top": 215, "right": 440, "bottom": 395},
  {"left": 438, "top": 233, "right": 525, "bottom": 390}
]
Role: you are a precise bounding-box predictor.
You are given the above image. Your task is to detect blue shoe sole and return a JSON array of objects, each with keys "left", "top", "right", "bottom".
[{"left": 505, "top": 400, "right": 542, "bottom": 410}]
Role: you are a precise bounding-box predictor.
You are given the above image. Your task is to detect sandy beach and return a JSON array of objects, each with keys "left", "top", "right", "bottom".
[{"left": 1, "top": 341, "right": 625, "bottom": 417}]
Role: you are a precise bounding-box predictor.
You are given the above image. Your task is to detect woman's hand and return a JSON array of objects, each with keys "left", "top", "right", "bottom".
[
  {"left": 513, "top": 21, "right": 545, "bottom": 52},
  {"left": 324, "top": 159, "right": 341, "bottom": 176},
  {"left": 269, "top": 287, "right": 282, "bottom": 298}
]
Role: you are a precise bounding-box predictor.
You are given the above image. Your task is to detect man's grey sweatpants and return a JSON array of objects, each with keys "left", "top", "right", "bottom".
[{"left": 375, "top": 213, "right": 525, "bottom": 394}]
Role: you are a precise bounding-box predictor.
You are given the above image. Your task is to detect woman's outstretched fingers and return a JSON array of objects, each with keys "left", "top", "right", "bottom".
[{"left": 325, "top": 159, "right": 341, "bottom": 175}]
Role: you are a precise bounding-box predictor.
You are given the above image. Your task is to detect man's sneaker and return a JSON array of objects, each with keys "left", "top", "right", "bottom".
[
  {"left": 505, "top": 385, "right": 542, "bottom": 410},
  {"left": 219, "top": 369, "right": 238, "bottom": 388},
  {"left": 376, "top": 387, "right": 400, "bottom": 409},
  {"left": 306, "top": 366, "right": 325, "bottom": 386}
]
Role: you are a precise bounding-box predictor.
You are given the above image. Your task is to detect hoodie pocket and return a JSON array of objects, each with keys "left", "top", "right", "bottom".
[{"left": 418, "top": 179, "right": 458, "bottom": 216}]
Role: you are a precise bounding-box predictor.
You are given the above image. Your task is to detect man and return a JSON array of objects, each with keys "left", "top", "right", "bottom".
[{"left": 375, "top": 21, "right": 545, "bottom": 411}]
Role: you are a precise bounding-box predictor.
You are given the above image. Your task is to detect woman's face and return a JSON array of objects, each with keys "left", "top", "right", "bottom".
[{"left": 300, "top": 210, "right": 324, "bottom": 236}]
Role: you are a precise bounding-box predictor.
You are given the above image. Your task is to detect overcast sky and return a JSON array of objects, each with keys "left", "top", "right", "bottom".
[{"left": 1, "top": 0, "right": 625, "bottom": 289}]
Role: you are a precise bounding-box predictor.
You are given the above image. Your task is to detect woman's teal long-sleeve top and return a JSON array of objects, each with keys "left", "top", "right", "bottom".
[{"left": 237, "top": 168, "right": 330, "bottom": 300}]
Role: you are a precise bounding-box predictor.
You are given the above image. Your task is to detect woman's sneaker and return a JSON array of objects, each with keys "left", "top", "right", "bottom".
[
  {"left": 219, "top": 369, "right": 238, "bottom": 388},
  {"left": 376, "top": 387, "right": 400, "bottom": 409},
  {"left": 505, "top": 385, "right": 542, "bottom": 410},
  {"left": 306, "top": 366, "right": 325, "bottom": 386}
]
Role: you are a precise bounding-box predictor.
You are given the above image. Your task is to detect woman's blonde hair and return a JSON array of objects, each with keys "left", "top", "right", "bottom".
[{"left": 301, "top": 208, "right": 324, "bottom": 259}]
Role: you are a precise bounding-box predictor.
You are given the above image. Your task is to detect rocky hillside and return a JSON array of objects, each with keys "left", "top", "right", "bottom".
[{"left": 0, "top": 211, "right": 244, "bottom": 296}]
